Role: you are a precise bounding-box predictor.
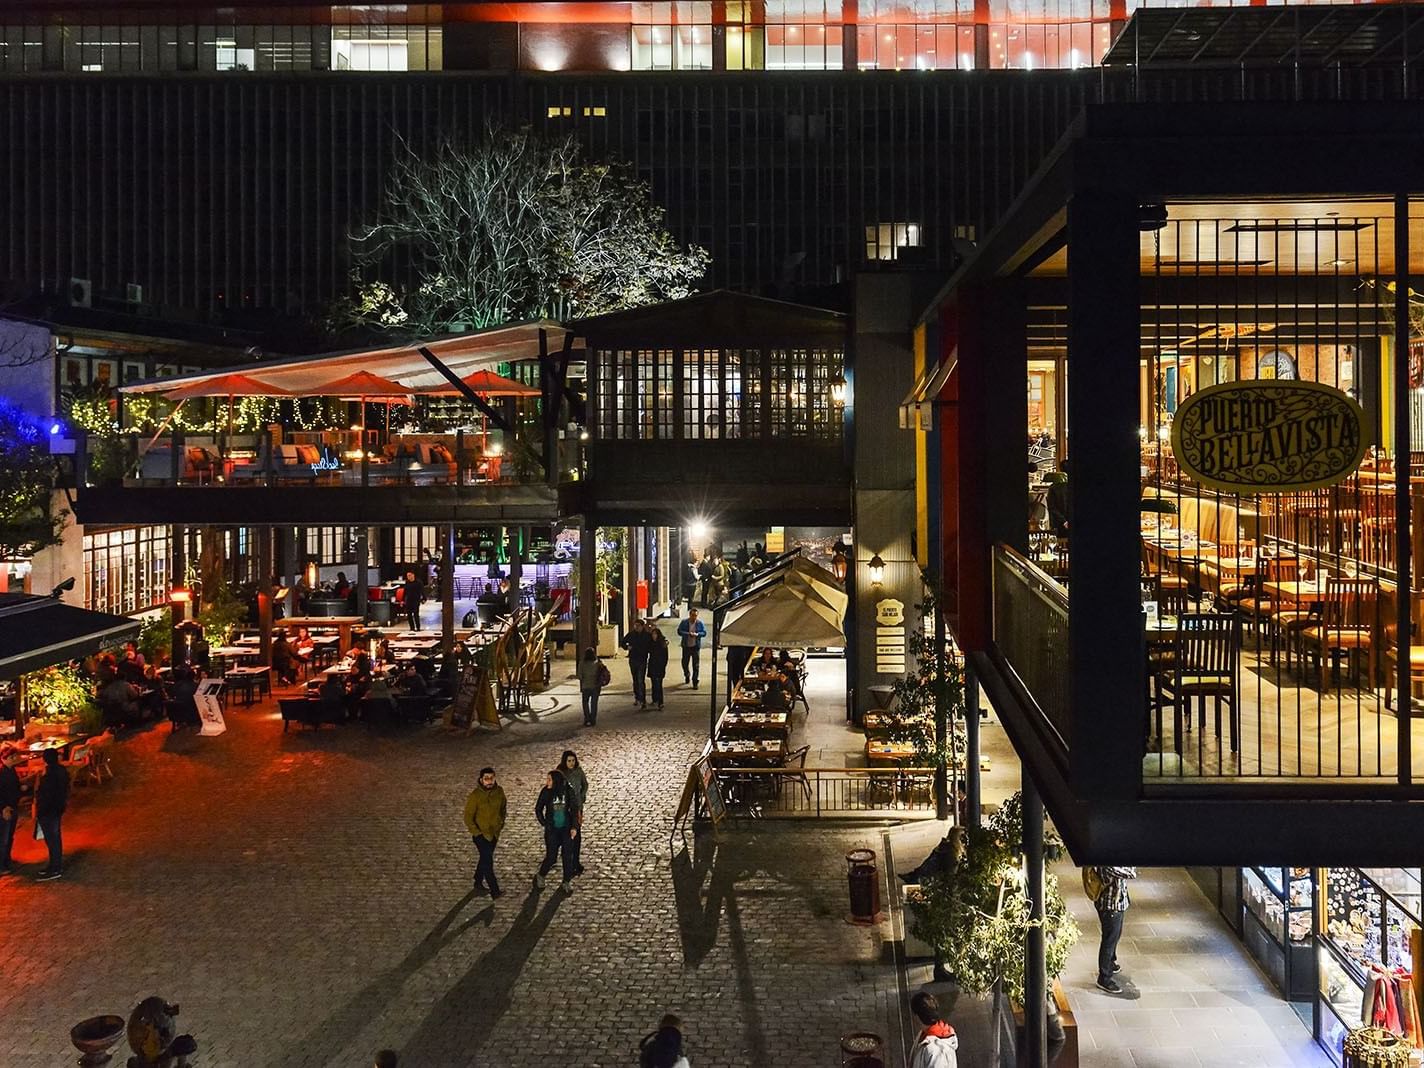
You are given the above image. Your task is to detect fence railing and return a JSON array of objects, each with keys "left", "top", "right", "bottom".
[
  {"left": 712, "top": 766, "right": 938, "bottom": 819},
  {"left": 992, "top": 544, "right": 1071, "bottom": 750}
]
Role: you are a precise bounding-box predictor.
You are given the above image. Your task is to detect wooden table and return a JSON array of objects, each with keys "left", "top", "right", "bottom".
[
  {"left": 866, "top": 739, "right": 917, "bottom": 765},
  {"left": 710, "top": 738, "right": 788, "bottom": 766},
  {"left": 1263, "top": 579, "right": 1330, "bottom": 605},
  {"left": 224, "top": 665, "right": 271, "bottom": 705},
  {"left": 718, "top": 711, "right": 790, "bottom": 739},
  {"left": 277, "top": 616, "right": 365, "bottom": 654},
  {"left": 862, "top": 709, "right": 930, "bottom": 734}
]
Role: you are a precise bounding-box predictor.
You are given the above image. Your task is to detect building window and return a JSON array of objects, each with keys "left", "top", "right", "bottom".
[
  {"left": 84, "top": 526, "right": 171, "bottom": 616},
  {"left": 632, "top": 2, "right": 713, "bottom": 71},
  {"left": 547, "top": 105, "right": 574, "bottom": 118},
  {"left": 728, "top": 0, "right": 845, "bottom": 71},
  {"left": 856, "top": 0, "right": 975, "bottom": 71},
  {"left": 866, "top": 222, "right": 923, "bottom": 261}
]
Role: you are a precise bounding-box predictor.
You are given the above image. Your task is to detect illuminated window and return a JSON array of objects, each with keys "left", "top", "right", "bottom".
[
  {"left": 866, "top": 222, "right": 923, "bottom": 261},
  {"left": 856, "top": 0, "right": 975, "bottom": 70},
  {"left": 547, "top": 105, "right": 574, "bottom": 118},
  {"left": 729, "top": 0, "right": 844, "bottom": 71},
  {"left": 632, "top": 2, "right": 712, "bottom": 70},
  {"left": 582, "top": 106, "right": 608, "bottom": 117}
]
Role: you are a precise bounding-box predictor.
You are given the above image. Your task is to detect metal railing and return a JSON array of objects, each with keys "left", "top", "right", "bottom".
[
  {"left": 993, "top": 544, "right": 1071, "bottom": 750},
  {"left": 713, "top": 766, "right": 938, "bottom": 819}
]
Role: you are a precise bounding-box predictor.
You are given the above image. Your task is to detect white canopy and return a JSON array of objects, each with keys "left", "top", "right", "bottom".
[
  {"left": 719, "top": 558, "right": 847, "bottom": 648},
  {"left": 121, "top": 320, "right": 570, "bottom": 397}
]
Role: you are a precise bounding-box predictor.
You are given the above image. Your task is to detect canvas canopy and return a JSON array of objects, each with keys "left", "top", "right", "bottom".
[{"left": 718, "top": 559, "right": 846, "bottom": 648}]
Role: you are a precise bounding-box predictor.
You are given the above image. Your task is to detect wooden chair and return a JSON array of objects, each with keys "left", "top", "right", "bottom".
[
  {"left": 1298, "top": 577, "right": 1377, "bottom": 692},
  {"left": 1153, "top": 613, "right": 1241, "bottom": 754},
  {"left": 61, "top": 743, "right": 93, "bottom": 784},
  {"left": 773, "top": 744, "right": 812, "bottom": 801},
  {"left": 85, "top": 731, "right": 116, "bottom": 785},
  {"left": 1237, "top": 556, "right": 1299, "bottom": 646},
  {"left": 1383, "top": 623, "right": 1424, "bottom": 713}
]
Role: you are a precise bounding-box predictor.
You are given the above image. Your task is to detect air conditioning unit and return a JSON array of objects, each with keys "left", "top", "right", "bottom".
[
  {"left": 68, "top": 278, "right": 92, "bottom": 307},
  {"left": 125, "top": 283, "right": 144, "bottom": 304}
]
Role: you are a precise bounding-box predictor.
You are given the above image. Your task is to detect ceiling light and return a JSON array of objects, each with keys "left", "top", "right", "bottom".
[{"left": 1327, "top": 258, "right": 1353, "bottom": 268}]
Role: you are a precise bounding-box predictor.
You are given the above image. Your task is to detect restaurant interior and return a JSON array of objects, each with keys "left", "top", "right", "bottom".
[{"left": 1023, "top": 197, "right": 1424, "bottom": 784}]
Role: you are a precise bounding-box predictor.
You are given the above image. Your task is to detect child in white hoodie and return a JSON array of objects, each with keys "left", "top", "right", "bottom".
[{"left": 909, "top": 992, "right": 959, "bottom": 1068}]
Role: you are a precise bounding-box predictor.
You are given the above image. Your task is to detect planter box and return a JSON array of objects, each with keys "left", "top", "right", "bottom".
[
  {"left": 597, "top": 624, "right": 618, "bottom": 659},
  {"left": 25, "top": 719, "right": 79, "bottom": 741}
]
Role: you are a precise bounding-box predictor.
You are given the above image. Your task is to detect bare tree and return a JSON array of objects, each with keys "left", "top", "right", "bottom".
[
  {"left": 330, "top": 127, "right": 709, "bottom": 336},
  {"left": 0, "top": 318, "right": 52, "bottom": 370}
]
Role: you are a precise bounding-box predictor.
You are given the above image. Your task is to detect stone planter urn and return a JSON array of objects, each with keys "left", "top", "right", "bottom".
[{"left": 69, "top": 1014, "right": 125, "bottom": 1067}]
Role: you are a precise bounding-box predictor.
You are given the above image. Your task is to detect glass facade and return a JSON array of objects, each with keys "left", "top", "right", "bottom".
[{"left": 84, "top": 525, "right": 170, "bottom": 615}]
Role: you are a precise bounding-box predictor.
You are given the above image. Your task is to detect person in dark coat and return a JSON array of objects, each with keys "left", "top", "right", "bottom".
[
  {"left": 621, "top": 618, "right": 655, "bottom": 709},
  {"left": 533, "top": 768, "right": 581, "bottom": 893},
  {"left": 35, "top": 747, "right": 69, "bottom": 880},
  {"left": 167, "top": 667, "right": 201, "bottom": 730},
  {"left": 271, "top": 633, "right": 299, "bottom": 686},
  {"left": 648, "top": 629, "right": 670, "bottom": 711},
  {"left": 0, "top": 745, "right": 21, "bottom": 875},
  {"left": 401, "top": 570, "right": 424, "bottom": 631}
]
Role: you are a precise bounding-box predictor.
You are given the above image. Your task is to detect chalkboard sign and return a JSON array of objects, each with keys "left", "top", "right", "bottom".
[
  {"left": 695, "top": 755, "right": 726, "bottom": 826},
  {"left": 449, "top": 664, "right": 480, "bottom": 730}
]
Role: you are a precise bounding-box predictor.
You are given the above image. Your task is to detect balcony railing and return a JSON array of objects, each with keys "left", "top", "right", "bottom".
[
  {"left": 711, "top": 766, "right": 939, "bottom": 819},
  {"left": 992, "top": 544, "right": 1071, "bottom": 750}
]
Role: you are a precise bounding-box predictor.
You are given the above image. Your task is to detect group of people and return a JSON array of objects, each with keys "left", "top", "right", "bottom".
[
  {"left": 461, "top": 750, "right": 590, "bottom": 896},
  {"left": 618, "top": 618, "right": 672, "bottom": 709},
  {"left": 688, "top": 541, "right": 770, "bottom": 609},
  {"left": 573, "top": 612, "right": 707, "bottom": 725},
  {"left": 0, "top": 742, "right": 69, "bottom": 881}
]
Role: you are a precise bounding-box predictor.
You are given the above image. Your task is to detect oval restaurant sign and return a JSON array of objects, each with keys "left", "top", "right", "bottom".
[{"left": 1171, "top": 379, "right": 1367, "bottom": 494}]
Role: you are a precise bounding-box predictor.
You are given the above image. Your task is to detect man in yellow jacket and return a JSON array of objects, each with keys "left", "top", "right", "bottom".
[{"left": 463, "top": 767, "right": 507, "bottom": 898}]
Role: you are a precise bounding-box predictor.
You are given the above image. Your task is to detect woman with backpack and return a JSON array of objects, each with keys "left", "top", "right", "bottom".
[
  {"left": 534, "top": 768, "right": 581, "bottom": 893},
  {"left": 576, "top": 646, "right": 608, "bottom": 727}
]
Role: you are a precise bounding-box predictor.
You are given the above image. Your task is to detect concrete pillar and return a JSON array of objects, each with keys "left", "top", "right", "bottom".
[
  {"left": 1022, "top": 769, "right": 1048, "bottom": 1068},
  {"left": 442, "top": 523, "right": 456, "bottom": 654},
  {"left": 257, "top": 527, "right": 274, "bottom": 667},
  {"left": 965, "top": 664, "right": 982, "bottom": 829},
  {"left": 579, "top": 522, "right": 597, "bottom": 655},
  {"left": 355, "top": 526, "right": 370, "bottom": 620}
]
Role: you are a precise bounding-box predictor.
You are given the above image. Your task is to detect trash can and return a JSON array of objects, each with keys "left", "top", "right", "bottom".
[
  {"left": 840, "top": 1031, "right": 885, "bottom": 1068},
  {"left": 846, "top": 848, "right": 881, "bottom": 923}
]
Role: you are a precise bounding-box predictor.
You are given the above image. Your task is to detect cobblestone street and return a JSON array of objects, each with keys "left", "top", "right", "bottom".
[{"left": 0, "top": 651, "right": 903, "bottom": 1068}]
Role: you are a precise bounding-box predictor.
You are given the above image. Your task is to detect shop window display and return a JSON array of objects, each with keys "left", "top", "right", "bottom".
[{"left": 1241, "top": 867, "right": 1313, "bottom": 999}]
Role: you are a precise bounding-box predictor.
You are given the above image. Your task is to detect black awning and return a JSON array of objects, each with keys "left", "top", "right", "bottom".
[{"left": 0, "top": 594, "right": 142, "bottom": 680}]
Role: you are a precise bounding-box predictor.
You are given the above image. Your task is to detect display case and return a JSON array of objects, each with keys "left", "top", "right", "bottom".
[
  {"left": 1316, "top": 867, "right": 1424, "bottom": 1067},
  {"left": 1240, "top": 867, "right": 1315, "bottom": 1001}
]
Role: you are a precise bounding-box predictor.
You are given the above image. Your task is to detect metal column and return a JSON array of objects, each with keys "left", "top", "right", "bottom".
[
  {"left": 355, "top": 526, "right": 369, "bottom": 621},
  {"left": 579, "top": 522, "right": 597, "bottom": 655}
]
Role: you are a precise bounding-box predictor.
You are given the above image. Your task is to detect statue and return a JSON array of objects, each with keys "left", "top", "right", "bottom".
[{"left": 125, "top": 998, "right": 197, "bottom": 1068}]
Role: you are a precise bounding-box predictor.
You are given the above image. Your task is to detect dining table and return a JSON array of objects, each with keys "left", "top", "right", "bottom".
[
  {"left": 710, "top": 737, "right": 788, "bottom": 766},
  {"left": 277, "top": 616, "right": 365, "bottom": 654},
  {"left": 718, "top": 710, "right": 790, "bottom": 739},
  {"left": 1263, "top": 577, "right": 1331, "bottom": 606},
  {"left": 865, "top": 738, "right": 918, "bottom": 765}
]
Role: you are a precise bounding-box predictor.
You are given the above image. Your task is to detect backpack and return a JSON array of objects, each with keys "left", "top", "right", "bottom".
[
  {"left": 596, "top": 661, "right": 611, "bottom": 688},
  {"left": 1082, "top": 867, "right": 1103, "bottom": 904}
]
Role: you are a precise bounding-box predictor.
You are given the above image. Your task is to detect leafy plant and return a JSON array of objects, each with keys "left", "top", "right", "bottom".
[
  {"left": 25, "top": 663, "right": 96, "bottom": 725},
  {"left": 137, "top": 608, "right": 173, "bottom": 666},
  {"left": 197, "top": 584, "right": 246, "bottom": 646},
  {"left": 0, "top": 400, "right": 67, "bottom": 560},
  {"left": 906, "top": 791, "right": 1079, "bottom": 1006},
  {"left": 888, "top": 572, "right": 965, "bottom": 772}
]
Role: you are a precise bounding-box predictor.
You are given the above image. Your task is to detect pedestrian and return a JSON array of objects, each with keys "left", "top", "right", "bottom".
[
  {"left": 34, "top": 747, "right": 70, "bottom": 881},
  {"left": 639, "top": 1013, "right": 691, "bottom": 1068},
  {"left": 709, "top": 554, "right": 730, "bottom": 605},
  {"left": 374, "top": 1051, "right": 399, "bottom": 1068},
  {"left": 0, "top": 745, "right": 21, "bottom": 875},
  {"left": 534, "top": 768, "right": 581, "bottom": 893},
  {"left": 697, "top": 552, "right": 714, "bottom": 606},
  {"left": 621, "top": 617, "right": 654, "bottom": 708},
  {"left": 648, "top": 628, "right": 670, "bottom": 710},
  {"left": 560, "top": 750, "right": 589, "bottom": 875},
  {"left": 676, "top": 608, "right": 706, "bottom": 688},
  {"left": 401, "top": 569, "right": 424, "bottom": 630},
  {"left": 463, "top": 766, "right": 507, "bottom": 898},
  {"left": 908, "top": 992, "right": 959, "bottom": 1068},
  {"left": 1088, "top": 865, "right": 1138, "bottom": 993},
  {"left": 576, "top": 646, "right": 608, "bottom": 726}
]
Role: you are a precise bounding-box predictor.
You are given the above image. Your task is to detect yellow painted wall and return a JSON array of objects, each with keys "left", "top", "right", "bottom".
[{"left": 914, "top": 323, "right": 930, "bottom": 569}]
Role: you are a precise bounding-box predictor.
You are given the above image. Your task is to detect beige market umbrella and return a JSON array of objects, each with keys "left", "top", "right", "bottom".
[
  {"left": 424, "top": 369, "right": 540, "bottom": 449},
  {"left": 164, "top": 373, "right": 293, "bottom": 438},
  {"left": 305, "top": 370, "right": 417, "bottom": 442}
]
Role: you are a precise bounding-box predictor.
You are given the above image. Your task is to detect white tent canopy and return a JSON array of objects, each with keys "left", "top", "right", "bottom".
[
  {"left": 718, "top": 558, "right": 847, "bottom": 648},
  {"left": 120, "top": 320, "right": 571, "bottom": 397}
]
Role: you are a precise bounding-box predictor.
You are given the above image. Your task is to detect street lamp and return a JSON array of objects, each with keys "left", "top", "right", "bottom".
[
  {"left": 829, "top": 372, "right": 847, "bottom": 407},
  {"left": 868, "top": 554, "right": 886, "bottom": 585}
]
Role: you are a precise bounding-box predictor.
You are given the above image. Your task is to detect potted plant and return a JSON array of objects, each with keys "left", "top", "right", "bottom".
[
  {"left": 594, "top": 527, "right": 624, "bottom": 656},
  {"left": 137, "top": 608, "right": 173, "bottom": 667},
  {"left": 905, "top": 791, "right": 1080, "bottom": 1054},
  {"left": 23, "top": 663, "right": 96, "bottom": 739},
  {"left": 197, "top": 584, "right": 246, "bottom": 647},
  {"left": 888, "top": 576, "right": 966, "bottom": 799}
]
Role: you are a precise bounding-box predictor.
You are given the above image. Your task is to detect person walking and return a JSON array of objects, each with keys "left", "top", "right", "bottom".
[
  {"left": 1089, "top": 865, "right": 1138, "bottom": 993},
  {"left": 639, "top": 1014, "right": 691, "bottom": 1068},
  {"left": 463, "top": 766, "right": 507, "bottom": 898},
  {"left": 560, "top": 750, "right": 589, "bottom": 876},
  {"left": 576, "top": 646, "right": 608, "bottom": 726},
  {"left": 534, "top": 768, "right": 581, "bottom": 893},
  {"left": 676, "top": 608, "right": 706, "bottom": 688},
  {"left": 621, "top": 617, "right": 654, "bottom": 709},
  {"left": 34, "top": 747, "right": 70, "bottom": 881},
  {"left": 401, "top": 569, "right": 424, "bottom": 630},
  {"left": 648, "top": 629, "right": 670, "bottom": 710},
  {"left": 0, "top": 745, "right": 21, "bottom": 875},
  {"left": 908, "top": 992, "right": 959, "bottom": 1067}
]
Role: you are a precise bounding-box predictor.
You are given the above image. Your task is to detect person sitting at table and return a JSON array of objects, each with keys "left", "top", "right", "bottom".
[
  {"left": 363, "top": 674, "right": 399, "bottom": 720},
  {"left": 117, "top": 650, "right": 146, "bottom": 686},
  {"left": 317, "top": 674, "right": 348, "bottom": 723},
  {"left": 396, "top": 663, "right": 428, "bottom": 696},
  {"left": 373, "top": 635, "right": 392, "bottom": 665},
  {"left": 333, "top": 572, "right": 353, "bottom": 601},
  {"left": 762, "top": 675, "right": 790, "bottom": 712},
  {"left": 348, "top": 647, "right": 374, "bottom": 704},
  {"left": 754, "top": 648, "right": 779, "bottom": 674},
  {"left": 293, "top": 627, "right": 315, "bottom": 664},
  {"left": 98, "top": 673, "right": 143, "bottom": 729},
  {"left": 124, "top": 640, "right": 146, "bottom": 671},
  {"left": 271, "top": 633, "right": 300, "bottom": 687},
  {"left": 167, "top": 666, "right": 202, "bottom": 731}
]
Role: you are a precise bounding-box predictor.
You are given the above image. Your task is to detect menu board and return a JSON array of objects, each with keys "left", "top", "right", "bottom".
[
  {"left": 695, "top": 755, "right": 726, "bottom": 826},
  {"left": 448, "top": 664, "right": 480, "bottom": 730}
]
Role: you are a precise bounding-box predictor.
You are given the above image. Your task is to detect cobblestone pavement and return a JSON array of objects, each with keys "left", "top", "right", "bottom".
[{"left": 0, "top": 649, "right": 904, "bottom": 1068}]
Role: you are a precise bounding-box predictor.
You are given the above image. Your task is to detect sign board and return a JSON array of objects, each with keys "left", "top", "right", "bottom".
[
  {"left": 765, "top": 527, "right": 785, "bottom": 554},
  {"left": 1170, "top": 379, "right": 1367, "bottom": 494},
  {"left": 195, "top": 680, "right": 226, "bottom": 736},
  {"left": 448, "top": 663, "right": 480, "bottom": 731},
  {"left": 695, "top": 755, "right": 726, "bottom": 826},
  {"left": 875, "top": 597, "right": 906, "bottom": 675}
]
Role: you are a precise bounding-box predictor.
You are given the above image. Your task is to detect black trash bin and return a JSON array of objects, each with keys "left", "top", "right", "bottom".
[{"left": 846, "top": 848, "right": 881, "bottom": 923}]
